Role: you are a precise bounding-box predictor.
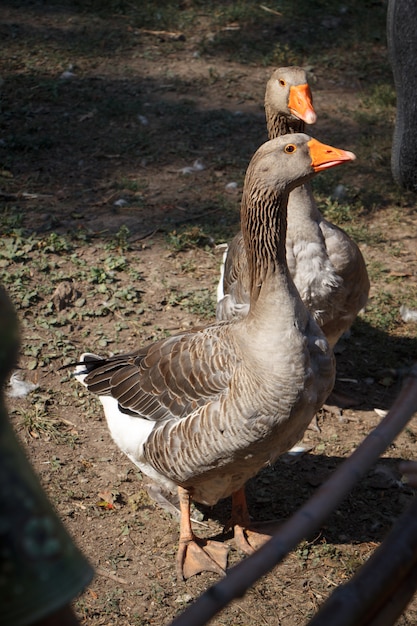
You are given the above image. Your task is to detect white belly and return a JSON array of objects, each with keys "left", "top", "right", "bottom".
[{"left": 99, "top": 395, "right": 178, "bottom": 494}]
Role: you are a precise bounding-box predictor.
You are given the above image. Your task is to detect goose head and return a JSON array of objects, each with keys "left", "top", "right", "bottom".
[
  {"left": 242, "top": 134, "right": 356, "bottom": 289},
  {"left": 245, "top": 133, "right": 355, "bottom": 198},
  {"left": 265, "top": 67, "right": 317, "bottom": 127}
]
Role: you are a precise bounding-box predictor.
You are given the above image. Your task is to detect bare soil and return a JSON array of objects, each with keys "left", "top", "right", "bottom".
[{"left": 1, "top": 2, "right": 417, "bottom": 625}]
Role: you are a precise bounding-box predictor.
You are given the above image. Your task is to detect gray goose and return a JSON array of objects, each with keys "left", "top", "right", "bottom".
[
  {"left": 217, "top": 67, "right": 370, "bottom": 350},
  {"left": 74, "top": 134, "right": 354, "bottom": 580}
]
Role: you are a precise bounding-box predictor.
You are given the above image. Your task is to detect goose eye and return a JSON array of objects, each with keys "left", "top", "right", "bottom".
[
  {"left": 279, "top": 78, "right": 286, "bottom": 87},
  {"left": 285, "top": 144, "right": 296, "bottom": 154}
]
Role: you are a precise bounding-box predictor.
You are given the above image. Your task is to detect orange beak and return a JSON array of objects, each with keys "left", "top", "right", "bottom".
[
  {"left": 308, "top": 138, "right": 356, "bottom": 172},
  {"left": 288, "top": 83, "right": 317, "bottom": 125}
]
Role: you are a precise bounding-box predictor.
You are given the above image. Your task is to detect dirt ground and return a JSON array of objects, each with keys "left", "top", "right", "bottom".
[{"left": 1, "top": 1, "right": 417, "bottom": 625}]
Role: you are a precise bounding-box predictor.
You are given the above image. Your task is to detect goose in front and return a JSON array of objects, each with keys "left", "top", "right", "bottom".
[
  {"left": 217, "top": 67, "right": 369, "bottom": 351},
  {"left": 74, "top": 134, "right": 355, "bottom": 580}
]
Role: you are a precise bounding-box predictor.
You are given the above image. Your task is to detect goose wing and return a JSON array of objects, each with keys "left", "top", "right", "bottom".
[
  {"left": 82, "top": 324, "right": 239, "bottom": 423},
  {"left": 318, "top": 218, "right": 370, "bottom": 343},
  {"left": 321, "top": 218, "right": 369, "bottom": 306},
  {"left": 216, "top": 233, "right": 250, "bottom": 321}
]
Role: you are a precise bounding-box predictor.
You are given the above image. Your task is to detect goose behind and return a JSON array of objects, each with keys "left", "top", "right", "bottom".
[
  {"left": 217, "top": 67, "right": 369, "bottom": 350},
  {"left": 74, "top": 134, "right": 355, "bottom": 580}
]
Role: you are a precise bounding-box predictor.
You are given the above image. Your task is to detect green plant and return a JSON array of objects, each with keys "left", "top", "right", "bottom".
[
  {"left": 363, "top": 291, "right": 399, "bottom": 332},
  {"left": 108, "top": 225, "right": 131, "bottom": 251},
  {"left": 0, "top": 208, "right": 24, "bottom": 232},
  {"left": 166, "top": 226, "right": 214, "bottom": 252},
  {"left": 168, "top": 288, "right": 216, "bottom": 319},
  {"left": 13, "top": 401, "right": 78, "bottom": 445},
  {"left": 40, "top": 232, "right": 73, "bottom": 254}
]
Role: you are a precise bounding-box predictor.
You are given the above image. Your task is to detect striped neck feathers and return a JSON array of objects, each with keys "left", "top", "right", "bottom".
[
  {"left": 241, "top": 182, "right": 289, "bottom": 302},
  {"left": 265, "top": 108, "right": 305, "bottom": 140}
]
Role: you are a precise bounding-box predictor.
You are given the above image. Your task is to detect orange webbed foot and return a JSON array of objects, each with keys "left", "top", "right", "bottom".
[
  {"left": 233, "top": 523, "right": 273, "bottom": 555},
  {"left": 176, "top": 537, "right": 228, "bottom": 580},
  {"left": 176, "top": 486, "right": 228, "bottom": 580},
  {"left": 227, "top": 487, "right": 277, "bottom": 555}
]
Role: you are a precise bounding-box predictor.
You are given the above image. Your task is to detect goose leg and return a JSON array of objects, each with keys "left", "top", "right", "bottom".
[
  {"left": 176, "top": 486, "right": 228, "bottom": 580},
  {"left": 229, "top": 487, "right": 272, "bottom": 555}
]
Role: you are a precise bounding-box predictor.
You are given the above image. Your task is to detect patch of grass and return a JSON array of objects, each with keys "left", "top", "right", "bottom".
[
  {"left": 320, "top": 198, "right": 354, "bottom": 224},
  {"left": 0, "top": 235, "right": 37, "bottom": 262},
  {"left": 113, "top": 178, "right": 147, "bottom": 194},
  {"left": 366, "top": 260, "right": 387, "bottom": 283},
  {"left": 269, "top": 42, "right": 300, "bottom": 67},
  {"left": 314, "top": 197, "right": 382, "bottom": 244},
  {"left": 166, "top": 226, "right": 214, "bottom": 252},
  {"left": 0, "top": 266, "right": 32, "bottom": 289},
  {"left": 0, "top": 208, "right": 24, "bottom": 232},
  {"left": 361, "top": 83, "right": 397, "bottom": 111},
  {"left": 346, "top": 223, "right": 385, "bottom": 246},
  {"left": 13, "top": 400, "right": 78, "bottom": 445},
  {"left": 179, "top": 259, "right": 197, "bottom": 274},
  {"left": 167, "top": 288, "right": 216, "bottom": 320},
  {"left": 39, "top": 232, "right": 74, "bottom": 254},
  {"left": 88, "top": 260, "right": 123, "bottom": 284},
  {"left": 364, "top": 291, "right": 401, "bottom": 332}
]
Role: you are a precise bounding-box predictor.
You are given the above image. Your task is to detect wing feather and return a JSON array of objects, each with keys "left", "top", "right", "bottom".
[{"left": 81, "top": 324, "right": 240, "bottom": 423}]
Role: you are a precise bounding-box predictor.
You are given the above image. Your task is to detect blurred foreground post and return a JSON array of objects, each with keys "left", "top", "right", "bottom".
[
  {"left": 169, "top": 364, "right": 417, "bottom": 626},
  {"left": 387, "top": 0, "right": 417, "bottom": 190},
  {"left": 0, "top": 285, "right": 94, "bottom": 626}
]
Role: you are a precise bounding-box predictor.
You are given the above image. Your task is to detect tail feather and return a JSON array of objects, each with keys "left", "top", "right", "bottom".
[{"left": 73, "top": 352, "right": 103, "bottom": 386}]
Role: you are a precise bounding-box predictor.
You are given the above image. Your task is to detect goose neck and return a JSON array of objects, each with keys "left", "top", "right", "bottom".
[
  {"left": 265, "top": 108, "right": 305, "bottom": 140},
  {"left": 241, "top": 188, "right": 289, "bottom": 303}
]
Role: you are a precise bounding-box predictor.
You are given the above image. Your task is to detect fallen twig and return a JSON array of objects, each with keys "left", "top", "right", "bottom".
[
  {"left": 168, "top": 364, "right": 417, "bottom": 626},
  {"left": 137, "top": 28, "right": 185, "bottom": 41},
  {"left": 259, "top": 4, "right": 283, "bottom": 17},
  {"left": 95, "top": 567, "right": 129, "bottom": 585}
]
